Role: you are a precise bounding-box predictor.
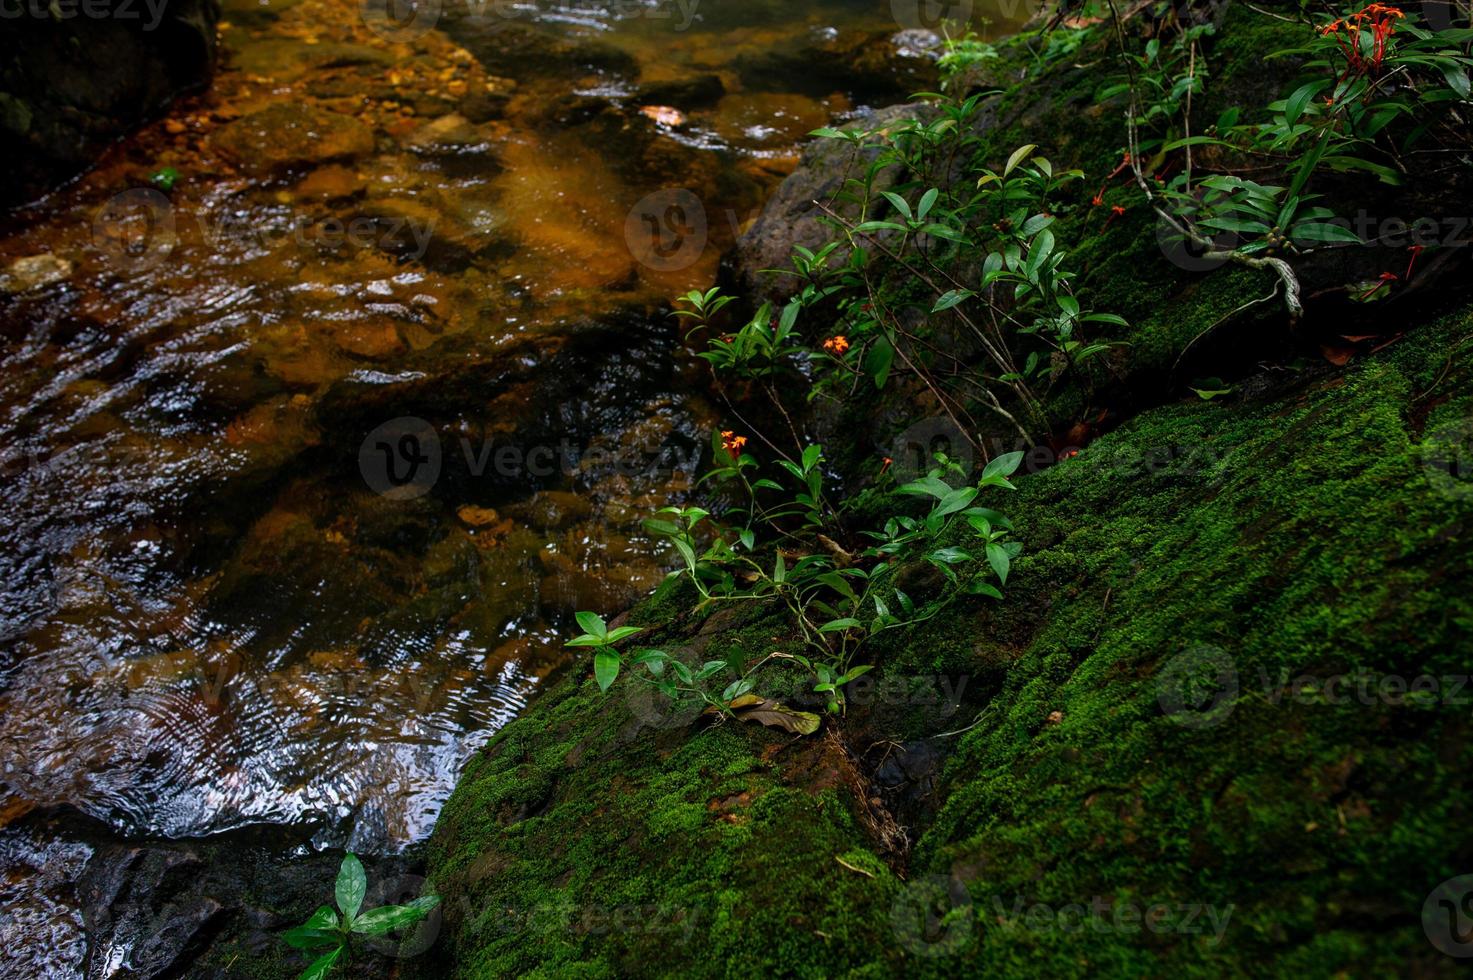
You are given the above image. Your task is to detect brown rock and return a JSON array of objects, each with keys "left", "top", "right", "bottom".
[{"left": 212, "top": 103, "right": 375, "bottom": 175}]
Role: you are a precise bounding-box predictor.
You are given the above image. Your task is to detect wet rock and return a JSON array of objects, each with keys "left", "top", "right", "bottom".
[
  {"left": 293, "top": 165, "right": 368, "bottom": 203},
  {"left": 212, "top": 104, "right": 376, "bottom": 176},
  {"left": 507, "top": 491, "right": 593, "bottom": 531},
  {"left": 722, "top": 103, "right": 922, "bottom": 307},
  {"left": 219, "top": 0, "right": 305, "bottom": 27},
  {"left": 445, "top": 22, "right": 638, "bottom": 81},
  {"left": 405, "top": 113, "right": 485, "bottom": 155},
  {"left": 732, "top": 29, "right": 940, "bottom": 102},
  {"left": 350, "top": 195, "right": 487, "bottom": 272},
  {"left": 230, "top": 39, "right": 393, "bottom": 82},
  {"left": 457, "top": 89, "right": 513, "bottom": 123},
  {"left": 330, "top": 322, "right": 405, "bottom": 360},
  {"left": 1, "top": 254, "right": 72, "bottom": 294},
  {"left": 55, "top": 821, "right": 429, "bottom": 980},
  {"left": 636, "top": 74, "right": 726, "bottom": 111},
  {"left": 0, "top": 0, "right": 221, "bottom": 207}
]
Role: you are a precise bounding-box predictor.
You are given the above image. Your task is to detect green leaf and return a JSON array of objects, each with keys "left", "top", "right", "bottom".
[
  {"left": 1284, "top": 79, "right": 1329, "bottom": 125},
  {"left": 966, "top": 580, "right": 1004, "bottom": 600},
  {"left": 299, "top": 945, "right": 343, "bottom": 980},
  {"left": 981, "top": 451, "right": 1025, "bottom": 479},
  {"left": 351, "top": 901, "right": 435, "bottom": 936},
  {"left": 604, "top": 625, "right": 644, "bottom": 644},
  {"left": 1003, "top": 144, "right": 1037, "bottom": 177},
  {"left": 282, "top": 906, "right": 341, "bottom": 951},
  {"left": 593, "top": 652, "right": 621, "bottom": 692},
  {"left": 1442, "top": 64, "right": 1471, "bottom": 99},
  {"left": 986, "top": 543, "right": 1011, "bottom": 585},
  {"left": 932, "top": 487, "right": 978, "bottom": 518},
  {"left": 1290, "top": 221, "right": 1360, "bottom": 245},
  {"left": 931, "top": 289, "right": 974, "bottom": 313},
  {"left": 864, "top": 336, "right": 894, "bottom": 389},
  {"left": 917, "top": 187, "right": 940, "bottom": 220},
  {"left": 880, "top": 191, "right": 913, "bottom": 220},
  {"left": 335, "top": 854, "right": 367, "bottom": 924},
  {"left": 722, "top": 678, "right": 756, "bottom": 702},
  {"left": 819, "top": 618, "right": 863, "bottom": 632},
  {"left": 574, "top": 612, "right": 608, "bottom": 641}
]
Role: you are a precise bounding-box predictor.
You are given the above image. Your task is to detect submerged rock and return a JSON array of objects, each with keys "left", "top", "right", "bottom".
[
  {"left": 1, "top": 254, "right": 72, "bottom": 294},
  {"left": 212, "top": 104, "right": 376, "bottom": 176}
]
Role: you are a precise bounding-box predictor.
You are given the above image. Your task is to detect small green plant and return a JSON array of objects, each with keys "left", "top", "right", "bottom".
[
  {"left": 282, "top": 854, "right": 439, "bottom": 980},
  {"left": 565, "top": 612, "right": 644, "bottom": 692},
  {"left": 150, "top": 167, "right": 180, "bottom": 192}
]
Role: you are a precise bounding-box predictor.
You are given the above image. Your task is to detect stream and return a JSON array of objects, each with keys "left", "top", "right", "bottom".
[{"left": 0, "top": 1, "right": 1027, "bottom": 975}]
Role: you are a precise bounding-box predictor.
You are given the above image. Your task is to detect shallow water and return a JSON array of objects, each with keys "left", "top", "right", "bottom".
[{"left": 0, "top": 0, "right": 1026, "bottom": 974}]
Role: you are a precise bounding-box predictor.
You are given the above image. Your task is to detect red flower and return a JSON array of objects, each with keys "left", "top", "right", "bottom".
[{"left": 1405, "top": 244, "right": 1424, "bottom": 281}]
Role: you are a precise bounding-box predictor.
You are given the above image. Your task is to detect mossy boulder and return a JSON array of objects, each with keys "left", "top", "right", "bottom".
[{"left": 423, "top": 289, "right": 1473, "bottom": 979}]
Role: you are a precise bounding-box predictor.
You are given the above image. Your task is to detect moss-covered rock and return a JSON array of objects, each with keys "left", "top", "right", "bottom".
[{"left": 425, "top": 279, "right": 1473, "bottom": 979}]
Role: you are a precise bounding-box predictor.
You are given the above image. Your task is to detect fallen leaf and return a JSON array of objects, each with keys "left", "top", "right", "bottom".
[{"left": 708, "top": 695, "right": 821, "bottom": 735}]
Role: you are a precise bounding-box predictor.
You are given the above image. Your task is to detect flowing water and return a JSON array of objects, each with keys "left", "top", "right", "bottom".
[{"left": 0, "top": 0, "right": 1028, "bottom": 974}]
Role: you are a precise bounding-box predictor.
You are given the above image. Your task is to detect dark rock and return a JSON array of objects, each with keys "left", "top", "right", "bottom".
[
  {"left": 457, "top": 90, "right": 513, "bottom": 123},
  {"left": 722, "top": 103, "right": 922, "bottom": 307},
  {"left": 635, "top": 74, "right": 726, "bottom": 110},
  {"left": 0, "top": 0, "right": 221, "bottom": 208},
  {"left": 732, "top": 28, "right": 940, "bottom": 102},
  {"left": 444, "top": 21, "right": 638, "bottom": 81}
]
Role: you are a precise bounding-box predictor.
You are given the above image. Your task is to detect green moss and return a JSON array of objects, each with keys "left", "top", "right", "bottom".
[
  {"left": 910, "top": 308, "right": 1473, "bottom": 976},
  {"left": 420, "top": 664, "right": 908, "bottom": 979}
]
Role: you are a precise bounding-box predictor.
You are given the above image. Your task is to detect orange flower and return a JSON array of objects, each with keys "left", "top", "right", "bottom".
[
  {"left": 822, "top": 335, "right": 850, "bottom": 354},
  {"left": 720, "top": 430, "right": 748, "bottom": 458}
]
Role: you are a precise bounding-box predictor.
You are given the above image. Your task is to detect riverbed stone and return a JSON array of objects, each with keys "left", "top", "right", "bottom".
[
  {"left": 0, "top": 254, "right": 72, "bottom": 295},
  {"left": 212, "top": 104, "right": 376, "bottom": 176}
]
